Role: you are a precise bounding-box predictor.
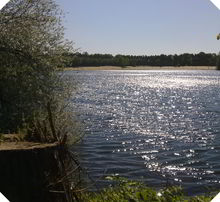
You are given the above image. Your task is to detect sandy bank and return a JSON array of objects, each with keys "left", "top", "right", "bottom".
[{"left": 65, "top": 66, "right": 216, "bottom": 71}]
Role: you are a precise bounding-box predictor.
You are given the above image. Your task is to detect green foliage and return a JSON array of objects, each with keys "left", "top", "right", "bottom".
[
  {"left": 65, "top": 52, "right": 218, "bottom": 68},
  {"left": 115, "top": 55, "right": 130, "bottom": 67},
  {"left": 0, "top": 0, "right": 74, "bottom": 137},
  {"left": 217, "top": 53, "right": 220, "bottom": 70},
  {"left": 160, "top": 186, "right": 184, "bottom": 202},
  {"left": 81, "top": 177, "right": 214, "bottom": 202}
]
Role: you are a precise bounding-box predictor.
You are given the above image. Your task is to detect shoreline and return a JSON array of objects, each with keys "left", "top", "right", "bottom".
[{"left": 64, "top": 66, "right": 216, "bottom": 71}]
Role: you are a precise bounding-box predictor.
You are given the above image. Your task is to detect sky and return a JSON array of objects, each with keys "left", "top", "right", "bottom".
[
  {"left": 58, "top": 0, "right": 219, "bottom": 55},
  {"left": 0, "top": 0, "right": 9, "bottom": 10}
]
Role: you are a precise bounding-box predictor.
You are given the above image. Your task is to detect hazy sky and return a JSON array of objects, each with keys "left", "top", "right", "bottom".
[{"left": 57, "top": 0, "right": 220, "bottom": 55}]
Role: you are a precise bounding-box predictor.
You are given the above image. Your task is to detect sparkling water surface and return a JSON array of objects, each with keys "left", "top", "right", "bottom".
[{"left": 68, "top": 70, "right": 220, "bottom": 194}]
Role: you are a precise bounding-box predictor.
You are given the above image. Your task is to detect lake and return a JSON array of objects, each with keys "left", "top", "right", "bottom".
[{"left": 68, "top": 70, "right": 220, "bottom": 195}]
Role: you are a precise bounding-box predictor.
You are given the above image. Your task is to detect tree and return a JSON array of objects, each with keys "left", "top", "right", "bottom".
[
  {"left": 216, "top": 34, "right": 220, "bottom": 70},
  {"left": 0, "top": 0, "right": 74, "bottom": 139}
]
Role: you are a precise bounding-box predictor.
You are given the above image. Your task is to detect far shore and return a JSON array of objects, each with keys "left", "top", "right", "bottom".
[{"left": 64, "top": 66, "right": 216, "bottom": 71}]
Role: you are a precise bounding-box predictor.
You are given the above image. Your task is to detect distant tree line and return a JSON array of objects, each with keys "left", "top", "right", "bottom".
[
  {"left": 65, "top": 52, "right": 218, "bottom": 67},
  {"left": 217, "top": 53, "right": 220, "bottom": 70}
]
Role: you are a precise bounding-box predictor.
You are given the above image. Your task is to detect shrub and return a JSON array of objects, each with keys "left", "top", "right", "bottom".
[{"left": 82, "top": 176, "right": 214, "bottom": 202}]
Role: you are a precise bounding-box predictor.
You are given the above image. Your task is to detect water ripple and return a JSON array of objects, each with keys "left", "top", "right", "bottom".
[{"left": 68, "top": 70, "right": 220, "bottom": 195}]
